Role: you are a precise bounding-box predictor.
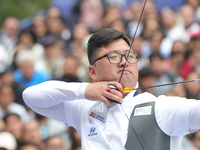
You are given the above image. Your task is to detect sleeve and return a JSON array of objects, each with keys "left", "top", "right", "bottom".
[
  {"left": 22, "top": 80, "right": 89, "bottom": 125},
  {"left": 155, "top": 95, "right": 200, "bottom": 137}
]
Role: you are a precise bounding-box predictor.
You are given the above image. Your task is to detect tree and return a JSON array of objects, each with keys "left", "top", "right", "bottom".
[{"left": 0, "top": 0, "right": 51, "bottom": 28}]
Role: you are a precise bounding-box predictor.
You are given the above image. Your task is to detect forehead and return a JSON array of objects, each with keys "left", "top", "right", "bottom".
[{"left": 98, "top": 39, "right": 130, "bottom": 54}]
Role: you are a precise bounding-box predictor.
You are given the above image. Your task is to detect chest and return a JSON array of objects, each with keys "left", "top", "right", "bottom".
[{"left": 81, "top": 103, "right": 130, "bottom": 149}]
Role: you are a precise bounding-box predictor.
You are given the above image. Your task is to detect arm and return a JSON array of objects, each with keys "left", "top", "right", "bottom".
[
  {"left": 22, "top": 80, "right": 89, "bottom": 124},
  {"left": 155, "top": 95, "right": 200, "bottom": 137},
  {"left": 22, "top": 80, "right": 123, "bottom": 124}
]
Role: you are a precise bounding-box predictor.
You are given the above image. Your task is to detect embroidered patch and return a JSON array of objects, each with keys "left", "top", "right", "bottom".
[
  {"left": 89, "top": 111, "right": 106, "bottom": 124},
  {"left": 134, "top": 106, "right": 152, "bottom": 116},
  {"left": 86, "top": 125, "right": 99, "bottom": 139}
]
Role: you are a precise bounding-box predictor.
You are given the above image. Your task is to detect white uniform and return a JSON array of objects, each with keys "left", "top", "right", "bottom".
[{"left": 23, "top": 81, "right": 200, "bottom": 150}]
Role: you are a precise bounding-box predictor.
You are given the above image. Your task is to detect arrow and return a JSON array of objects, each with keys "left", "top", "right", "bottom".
[{"left": 119, "top": 79, "right": 200, "bottom": 93}]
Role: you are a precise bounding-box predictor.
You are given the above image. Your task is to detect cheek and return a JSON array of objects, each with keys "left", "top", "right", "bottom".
[
  {"left": 95, "top": 65, "right": 116, "bottom": 79},
  {"left": 130, "top": 64, "right": 138, "bottom": 78}
]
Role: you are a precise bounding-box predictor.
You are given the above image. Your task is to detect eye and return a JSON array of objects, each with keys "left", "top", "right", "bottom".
[
  {"left": 127, "top": 53, "right": 135, "bottom": 58},
  {"left": 109, "top": 54, "right": 119, "bottom": 59}
]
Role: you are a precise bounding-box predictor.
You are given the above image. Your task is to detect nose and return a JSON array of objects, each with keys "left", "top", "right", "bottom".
[{"left": 118, "top": 55, "right": 128, "bottom": 67}]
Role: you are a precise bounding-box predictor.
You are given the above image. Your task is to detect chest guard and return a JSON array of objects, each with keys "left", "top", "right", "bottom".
[{"left": 125, "top": 101, "right": 170, "bottom": 150}]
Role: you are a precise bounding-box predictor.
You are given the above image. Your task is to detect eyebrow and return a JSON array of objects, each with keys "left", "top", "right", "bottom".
[{"left": 108, "top": 49, "right": 133, "bottom": 53}]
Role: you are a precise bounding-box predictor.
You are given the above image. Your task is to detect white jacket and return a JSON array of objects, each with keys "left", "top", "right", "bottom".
[{"left": 23, "top": 81, "right": 200, "bottom": 150}]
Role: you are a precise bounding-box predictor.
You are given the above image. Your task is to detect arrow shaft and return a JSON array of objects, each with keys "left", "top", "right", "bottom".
[{"left": 135, "top": 79, "right": 200, "bottom": 91}]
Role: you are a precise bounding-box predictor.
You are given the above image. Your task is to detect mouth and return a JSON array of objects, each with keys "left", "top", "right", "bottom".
[{"left": 118, "top": 69, "right": 131, "bottom": 74}]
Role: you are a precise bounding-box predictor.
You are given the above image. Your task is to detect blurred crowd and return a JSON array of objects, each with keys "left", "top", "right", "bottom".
[{"left": 0, "top": 0, "right": 200, "bottom": 149}]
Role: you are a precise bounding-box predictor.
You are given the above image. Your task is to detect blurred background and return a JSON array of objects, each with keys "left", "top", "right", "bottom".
[{"left": 0, "top": 0, "right": 200, "bottom": 150}]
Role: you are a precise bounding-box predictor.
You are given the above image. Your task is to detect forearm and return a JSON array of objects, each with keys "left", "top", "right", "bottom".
[{"left": 22, "top": 80, "right": 89, "bottom": 108}]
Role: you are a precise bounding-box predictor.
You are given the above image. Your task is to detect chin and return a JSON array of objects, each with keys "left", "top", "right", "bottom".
[{"left": 121, "top": 79, "right": 135, "bottom": 87}]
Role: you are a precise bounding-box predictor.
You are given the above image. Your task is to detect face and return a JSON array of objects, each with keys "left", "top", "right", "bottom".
[
  {"left": 192, "top": 130, "right": 200, "bottom": 149},
  {"left": 88, "top": 39, "right": 138, "bottom": 89},
  {"left": 23, "top": 121, "right": 42, "bottom": 145},
  {"left": 19, "top": 145, "right": 39, "bottom": 150},
  {"left": 5, "top": 115, "right": 24, "bottom": 140},
  {"left": 0, "top": 86, "right": 14, "bottom": 108},
  {"left": 46, "top": 136, "right": 65, "bottom": 150},
  {"left": 20, "top": 59, "right": 34, "bottom": 80}
]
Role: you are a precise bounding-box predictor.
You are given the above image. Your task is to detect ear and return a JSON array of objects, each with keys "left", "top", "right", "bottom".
[{"left": 88, "top": 65, "right": 97, "bottom": 82}]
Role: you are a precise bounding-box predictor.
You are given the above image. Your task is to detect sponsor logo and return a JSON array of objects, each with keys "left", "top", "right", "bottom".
[
  {"left": 89, "top": 112, "right": 106, "bottom": 123},
  {"left": 87, "top": 126, "right": 98, "bottom": 138},
  {"left": 134, "top": 106, "right": 152, "bottom": 116}
]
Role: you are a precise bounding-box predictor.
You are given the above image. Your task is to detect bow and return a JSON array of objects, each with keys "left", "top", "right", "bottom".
[{"left": 118, "top": 1, "right": 148, "bottom": 150}]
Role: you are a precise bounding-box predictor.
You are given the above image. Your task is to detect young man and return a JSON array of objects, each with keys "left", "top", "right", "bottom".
[{"left": 23, "top": 28, "right": 200, "bottom": 150}]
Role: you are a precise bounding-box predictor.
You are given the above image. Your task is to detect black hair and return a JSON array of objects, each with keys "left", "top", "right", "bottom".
[
  {"left": 17, "top": 142, "right": 40, "bottom": 150},
  {"left": 87, "top": 28, "right": 130, "bottom": 64},
  {"left": 3, "top": 113, "right": 21, "bottom": 122},
  {"left": 139, "top": 67, "right": 153, "bottom": 79},
  {"left": 18, "top": 29, "right": 37, "bottom": 44},
  {"left": 149, "top": 51, "right": 163, "bottom": 62}
]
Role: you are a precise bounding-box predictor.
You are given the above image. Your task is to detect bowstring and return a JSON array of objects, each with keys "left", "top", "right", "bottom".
[
  {"left": 119, "top": 0, "right": 147, "bottom": 83},
  {"left": 118, "top": 1, "right": 147, "bottom": 150}
]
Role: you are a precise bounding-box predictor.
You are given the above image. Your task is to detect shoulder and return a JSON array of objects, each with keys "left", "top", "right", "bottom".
[
  {"left": 9, "top": 102, "right": 27, "bottom": 111},
  {"left": 134, "top": 92, "right": 157, "bottom": 104}
]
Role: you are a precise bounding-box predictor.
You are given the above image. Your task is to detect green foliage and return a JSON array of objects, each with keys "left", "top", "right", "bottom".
[{"left": 0, "top": 0, "right": 51, "bottom": 28}]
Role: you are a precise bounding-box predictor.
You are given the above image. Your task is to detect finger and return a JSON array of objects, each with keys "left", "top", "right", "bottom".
[
  {"left": 106, "top": 86, "right": 123, "bottom": 99},
  {"left": 101, "top": 96, "right": 113, "bottom": 106},
  {"left": 104, "top": 91, "right": 123, "bottom": 104},
  {"left": 106, "top": 87, "right": 112, "bottom": 93},
  {"left": 107, "top": 82, "right": 123, "bottom": 91}
]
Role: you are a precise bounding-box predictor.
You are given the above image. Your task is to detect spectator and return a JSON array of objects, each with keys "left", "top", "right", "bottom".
[
  {"left": 45, "top": 135, "right": 67, "bottom": 150},
  {"left": 68, "top": 127, "right": 81, "bottom": 150},
  {"left": 70, "top": 23, "right": 90, "bottom": 47},
  {"left": 42, "top": 36, "right": 66, "bottom": 79},
  {"left": 0, "top": 17, "right": 19, "bottom": 51},
  {"left": 127, "top": 1, "right": 144, "bottom": 38},
  {"left": 179, "top": 4, "right": 200, "bottom": 37},
  {"left": 180, "top": 33, "right": 200, "bottom": 79},
  {"left": 46, "top": 6, "right": 62, "bottom": 21},
  {"left": 185, "top": 130, "right": 200, "bottom": 150},
  {"left": 142, "top": 29, "right": 164, "bottom": 57},
  {"left": 186, "top": 0, "right": 200, "bottom": 24},
  {"left": 3, "top": 113, "right": 25, "bottom": 147},
  {"left": 0, "top": 84, "right": 29, "bottom": 122},
  {"left": 35, "top": 113, "right": 68, "bottom": 141},
  {"left": 138, "top": 67, "right": 155, "bottom": 94},
  {"left": 11, "top": 30, "right": 46, "bottom": 71},
  {"left": 59, "top": 55, "right": 82, "bottom": 82},
  {"left": 17, "top": 142, "right": 40, "bottom": 150},
  {"left": 160, "top": 7, "right": 189, "bottom": 58},
  {"left": 141, "top": 18, "right": 161, "bottom": 41},
  {"left": 103, "top": 4, "right": 122, "bottom": 28},
  {"left": 77, "top": 0, "right": 104, "bottom": 32},
  {"left": 23, "top": 120, "right": 43, "bottom": 149},
  {"left": 65, "top": 23, "right": 91, "bottom": 82},
  {"left": 130, "top": 36, "right": 149, "bottom": 70},
  {"left": 184, "top": 72, "right": 200, "bottom": 100},
  {"left": 13, "top": 50, "right": 49, "bottom": 88},
  {"left": 108, "top": 18, "right": 128, "bottom": 35},
  {"left": 168, "top": 40, "right": 188, "bottom": 77},
  {"left": 0, "top": 70, "right": 25, "bottom": 106},
  {"left": 149, "top": 52, "right": 175, "bottom": 96},
  {"left": 143, "top": 0, "right": 159, "bottom": 21},
  {"left": 46, "top": 16, "right": 71, "bottom": 42},
  {"left": 32, "top": 15, "right": 49, "bottom": 44},
  {"left": 0, "top": 131, "right": 17, "bottom": 150},
  {"left": 0, "top": 119, "right": 5, "bottom": 132},
  {"left": 0, "top": 44, "right": 9, "bottom": 73}
]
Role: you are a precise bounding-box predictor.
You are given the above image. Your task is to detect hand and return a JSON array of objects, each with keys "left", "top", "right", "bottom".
[{"left": 85, "top": 81, "right": 123, "bottom": 106}]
